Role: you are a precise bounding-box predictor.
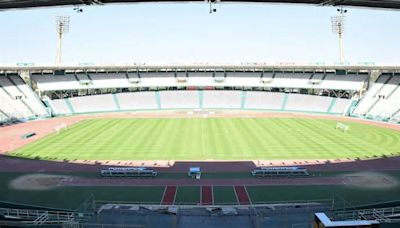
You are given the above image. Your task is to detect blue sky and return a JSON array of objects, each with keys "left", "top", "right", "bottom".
[{"left": 0, "top": 2, "right": 399, "bottom": 66}]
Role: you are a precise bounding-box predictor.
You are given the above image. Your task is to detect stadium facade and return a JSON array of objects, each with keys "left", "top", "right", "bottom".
[{"left": 1, "top": 65, "right": 399, "bottom": 124}]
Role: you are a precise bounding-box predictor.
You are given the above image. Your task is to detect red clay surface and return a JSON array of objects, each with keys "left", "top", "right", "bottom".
[
  {"left": 0, "top": 116, "right": 84, "bottom": 154},
  {"left": 201, "top": 186, "right": 213, "bottom": 205},
  {"left": 234, "top": 186, "right": 251, "bottom": 205},
  {"left": 161, "top": 186, "right": 177, "bottom": 205}
]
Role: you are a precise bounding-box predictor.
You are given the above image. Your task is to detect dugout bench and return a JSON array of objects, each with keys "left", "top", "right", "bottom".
[
  {"left": 100, "top": 167, "right": 157, "bottom": 178},
  {"left": 251, "top": 166, "right": 309, "bottom": 178}
]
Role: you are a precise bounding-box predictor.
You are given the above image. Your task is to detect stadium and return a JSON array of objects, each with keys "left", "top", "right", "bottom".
[{"left": 0, "top": 1, "right": 400, "bottom": 228}]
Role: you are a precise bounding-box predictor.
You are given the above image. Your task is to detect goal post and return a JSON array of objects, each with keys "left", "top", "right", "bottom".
[
  {"left": 335, "top": 122, "right": 349, "bottom": 133},
  {"left": 54, "top": 123, "right": 67, "bottom": 135}
]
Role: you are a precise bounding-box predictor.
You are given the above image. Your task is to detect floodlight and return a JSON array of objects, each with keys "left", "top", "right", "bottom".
[
  {"left": 55, "top": 16, "right": 70, "bottom": 65},
  {"left": 331, "top": 8, "right": 347, "bottom": 64}
]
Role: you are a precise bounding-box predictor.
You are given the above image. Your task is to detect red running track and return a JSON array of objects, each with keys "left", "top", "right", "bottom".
[
  {"left": 161, "top": 186, "right": 177, "bottom": 205},
  {"left": 234, "top": 186, "right": 251, "bottom": 205},
  {"left": 201, "top": 186, "right": 213, "bottom": 205}
]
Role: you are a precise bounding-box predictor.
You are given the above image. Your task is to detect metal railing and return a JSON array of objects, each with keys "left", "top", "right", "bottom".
[{"left": 335, "top": 206, "right": 400, "bottom": 223}]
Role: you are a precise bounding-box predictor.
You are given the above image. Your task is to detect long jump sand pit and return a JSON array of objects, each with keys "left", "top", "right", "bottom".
[
  {"left": 9, "top": 174, "right": 73, "bottom": 191},
  {"left": 342, "top": 172, "right": 398, "bottom": 189}
]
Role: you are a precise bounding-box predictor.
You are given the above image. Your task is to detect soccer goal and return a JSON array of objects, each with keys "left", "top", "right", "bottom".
[
  {"left": 54, "top": 123, "right": 67, "bottom": 134},
  {"left": 336, "top": 122, "right": 349, "bottom": 133}
]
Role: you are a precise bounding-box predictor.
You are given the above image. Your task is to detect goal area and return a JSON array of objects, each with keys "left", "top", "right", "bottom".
[
  {"left": 54, "top": 123, "right": 67, "bottom": 134},
  {"left": 335, "top": 122, "right": 349, "bottom": 133}
]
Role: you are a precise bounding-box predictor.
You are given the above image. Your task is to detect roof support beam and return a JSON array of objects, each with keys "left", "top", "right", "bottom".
[
  {"left": 320, "top": 0, "right": 346, "bottom": 6},
  {"left": 79, "top": 0, "right": 104, "bottom": 5}
]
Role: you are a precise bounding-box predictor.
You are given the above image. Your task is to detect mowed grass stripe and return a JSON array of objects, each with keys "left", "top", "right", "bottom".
[
  {"left": 303, "top": 120, "right": 376, "bottom": 150},
  {"left": 305, "top": 119, "right": 390, "bottom": 157},
  {"left": 292, "top": 119, "right": 358, "bottom": 157},
  {"left": 92, "top": 119, "right": 139, "bottom": 159},
  {"left": 226, "top": 119, "right": 255, "bottom": 159},
  {"left": 15, "top": 120, "right": 96, "bottom": 156},
  {"left": 12, "top": 118, "right": 400, "bottom": 161}
]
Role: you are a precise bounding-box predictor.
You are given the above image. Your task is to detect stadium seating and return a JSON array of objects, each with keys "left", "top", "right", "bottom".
[
  {"left": 1, "top": 71, "right": 372, "bottom": 120},
  {"left": 31, "top": 71, "right": 367, "bottom": 91},
  {"left": 202, "top": 90, "right": 242, "bottom": 109},
  {"left": 117, "top": 92, "right": 158, "bottom": 110},
  {"left": 245, "top": 92, "right": 285, "bottom": 110},
  {"left": 49, "top": 90, "right": 351, "bottom": 115},
  {"left": 31, "top": 74, "right": 81, "bottom": 91},
  {"left": 368, "top": 76, "right": 400, "bottom": 117},
  {"left": 285, "top": 94, "right": 334, "bottom": 113},
  {"left": 271, "top": 72, "right": 312, "bottom": 88},
  {"left": 353, "top": 74, "right": 400, "bottom": 120},
  {"left": 317, "top": 73, "right": 367, "bottom": 91},
  {"left": 68, "top": 94, "right": 117, "bottom": 113},
  {"left": 352, "top": 75, "right": 390, "bottom": 115},
  {"left": 52, "top": 99, "right": 73, "bottom": 115},
  {"left": 0, "top": 75, "right": 48, "bottom": 120},
  {"left": 139, "top": 72, "right": 177, "bottom": 87},
  {"left": 330, "top": 97, "right": 352, "bottom": 114},
  {"left": 186, "top": 72, "right": 215, "bottom": 86},
  {"left": 89, "top": 73, "right": 129, "bottom": 88},
  {"left": 8, "top": 75, "right": 48, "bottom": 116},
  {"left": 391, "top": 111, "right": 400, "bottom": 123},
  {"left": 223, "top": 72, "right": 262, "bottom": 87},
  {"left": 160, "top": 90, "right": 199, "bottom": 109}
]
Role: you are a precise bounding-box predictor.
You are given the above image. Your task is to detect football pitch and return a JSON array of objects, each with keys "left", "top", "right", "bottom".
[{"left": 12, "top": 118, "right": 400, "bottom": 161}]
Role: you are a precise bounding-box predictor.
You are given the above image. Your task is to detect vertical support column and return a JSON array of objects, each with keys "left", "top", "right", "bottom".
[
  {"left": 327, "top": 98, "right": 337, "bottom": 114},
  {"left": 281, "top": 93, "right": 289, "bottom": 111},
  {"left": 65, "top": 98, "right": 75, "bottom": 113},
  {"left": 42, "top": 97, "right": 56, "bottom": 116},
  {"left": 346, "top": 99, "right": 359, "bottom": 116},
  {"left": 155, "top": 91, "right": 161, "bottom": 110},
  {"left": 199, "top": 90, "right": 204, "bottom": 110},
  {"left": 241, "top": 91, "right": 247, "bottom": 109},
  {"left": 112, "top": 94, "right": 121, "bottom": 111}
]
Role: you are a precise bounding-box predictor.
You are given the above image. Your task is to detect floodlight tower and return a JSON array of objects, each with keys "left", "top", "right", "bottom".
[
  {"left": 55, "top": 16, "right": 70, "bottom": 65},
  {"left": 208, "top": 0, "right": 218, "bottom": 14},
  {"left": 331, "top": 8, "right": 347, "bottom": 64}
]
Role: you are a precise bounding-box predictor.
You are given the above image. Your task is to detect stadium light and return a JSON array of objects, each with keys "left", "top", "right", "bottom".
[
  {"left": 73, "top": 6, "right": 83, "bottom": 13},
  {"left": 208, "top": 0, "right": 218, "bottom": 14},
  {"left": 331, "top": 8, "right": 347, "bottom": 64},
  {"left": 55, "top": 16, "right": 70, "bottom": 65}
]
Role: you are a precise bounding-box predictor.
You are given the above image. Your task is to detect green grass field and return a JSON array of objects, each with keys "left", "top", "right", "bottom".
[{"left": 11, "top": 118, "right": 400, "bottom": 161}]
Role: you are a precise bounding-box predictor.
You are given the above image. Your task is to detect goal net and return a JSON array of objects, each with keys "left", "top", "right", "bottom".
[
  {"left": 54, "top": 123, "right": 67, "bottom": 134},
  {"left": 335, "top": 122, "right": 349, "bottom": 133}
]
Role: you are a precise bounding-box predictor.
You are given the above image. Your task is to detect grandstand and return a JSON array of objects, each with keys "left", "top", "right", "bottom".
[
  {"left": 353, "top": 73, "right": 400, "bottom": 122},
  {"left": 46, "top": 90, "right": 352, "bottom": 115},
  {"left": 0, "top": 74, "right": 48, "bottom": 120},
  {"left": 1, "top": 67, "right": 399, "bottom": 124},
  {"left": 31, "top": 71, "right": 368, "bottom": 92},
  {"left": 1, "top": 1, "right": 400, "bottom": 227}
]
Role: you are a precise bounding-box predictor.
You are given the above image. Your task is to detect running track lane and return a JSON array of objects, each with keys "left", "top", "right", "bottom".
[
  {"left": 161, "top": 186, "right": 177, "bottom": 205},
  {"left": 201, "top": 186, "right": 213, "bottom": 205},
  {"left": 234, "top": 186, "right": 251, "bottom": 205}
]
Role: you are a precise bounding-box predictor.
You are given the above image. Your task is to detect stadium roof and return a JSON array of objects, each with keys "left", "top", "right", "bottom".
[
  {"left": 1, "top": 65, "right": 400, "bottom": 73},
  {"left": 1, "top": 0, "right": 400, "bottom": 10}
]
